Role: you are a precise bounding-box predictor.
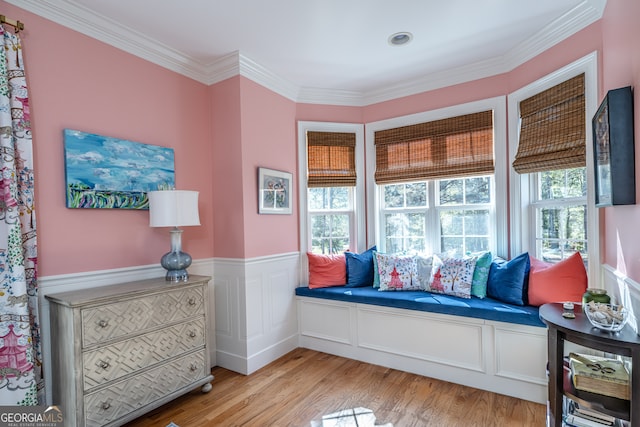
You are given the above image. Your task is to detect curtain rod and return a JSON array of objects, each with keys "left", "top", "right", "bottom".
[{"left": 0, "top": 15, "right": 25, "bottom": 32}]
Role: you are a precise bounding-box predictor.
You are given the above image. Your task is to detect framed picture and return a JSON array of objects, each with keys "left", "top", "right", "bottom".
[
  {"left": 258, "top": 167, "right": 292, "bottom": 214},
  {"left": 64, "top": 129, "right": 175, "bottom": 209},
  {"left": 592, "top": 86, "right": 635, "bottom": 207}
]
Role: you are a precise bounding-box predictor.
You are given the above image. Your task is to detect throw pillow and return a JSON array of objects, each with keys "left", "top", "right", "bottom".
[
  {"left": 345, "top": 246, "right": 377, "bottom": 288},
  {"left": 470, "top": 251, "right": 492, "bottom": 299},
  {"left": 527, "top": 252, "right": 588, "bottom": 306},
  {"left": 376, "top": 253, "right": 418, "bottom": 291},
  {"left": 307, "top": 252, "right": 346, "bottom": 289},
  {"left": 428, "top": 256, "right": 477, "bottom": 299},
  {"left": 487, "top": 252, "right": 530, "bottom": 306},
  {"left": 413, "top": 254, "right": 443, "bottom": 291}
]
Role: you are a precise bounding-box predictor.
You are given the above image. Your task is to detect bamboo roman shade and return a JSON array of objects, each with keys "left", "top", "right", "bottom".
[
  {"left": 307, "top": 131, "right": 357, "bottom": 187},
  {"left": 513, "top": 73, "right": 585, "bottom": 174},
  {"left": 374, "top": 110, "right": 494, "bottom": 184}
]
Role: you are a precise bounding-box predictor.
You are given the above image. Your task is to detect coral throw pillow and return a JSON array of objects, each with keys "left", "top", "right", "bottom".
[
  {"left": 528, "top": 252, "right": 587, "bottom": 306},
  {"left": 307, "top": 253, "right": 346, "bottom": 289}
]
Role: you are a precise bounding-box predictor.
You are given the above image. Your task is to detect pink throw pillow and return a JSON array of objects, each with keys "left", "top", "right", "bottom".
[
  {"left": 528, "top": 252, "right": 587, "bottom": 306},
  {"left": 307, "top": 253, "right": 346, "bottom": 289}
]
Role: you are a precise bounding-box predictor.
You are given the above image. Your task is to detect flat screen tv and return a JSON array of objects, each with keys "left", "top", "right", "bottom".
[{"left": 592, "top": 86, "right": 635, "bottom": 207}]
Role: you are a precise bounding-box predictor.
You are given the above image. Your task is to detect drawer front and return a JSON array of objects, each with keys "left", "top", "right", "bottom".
[
  {"left": 83, "top": 317, "right": 205, "bottom": 390},
  {"left": 84, "top": 349, "right": 208, "bottom": 427},
  {"left": 81, "top": 286, "right": 204, "bottom": 347}
]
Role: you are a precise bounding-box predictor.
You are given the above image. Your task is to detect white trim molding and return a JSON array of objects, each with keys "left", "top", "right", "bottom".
[
  {"left": 7, "top": 0, "right": 606, "bottom": 106},
  {"left": 212, "top": 253, "right": 300, "bottom": 375},
  {"left": 602, "top": 264, "right": 640, "bottom": 335},
  {"left": 365, "top": 96, "right": 508, "bottom": 257},
  {"left": 508, "top": 52, "right": 599, "bottom": 275}
]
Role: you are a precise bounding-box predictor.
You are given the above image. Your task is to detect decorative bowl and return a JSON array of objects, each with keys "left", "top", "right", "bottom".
[{"left": 584, "top": 302, "right": 628, "bottom": 332}]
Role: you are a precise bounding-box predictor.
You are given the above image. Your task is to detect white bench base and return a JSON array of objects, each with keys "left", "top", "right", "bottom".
[{"left": 297, "top": 296, "right": 548, "bottom": 404}]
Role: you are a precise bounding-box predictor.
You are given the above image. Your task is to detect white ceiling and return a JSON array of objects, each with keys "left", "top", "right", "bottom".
[{"left": 8, "top": 0, "right": 606, "bottom": 105}]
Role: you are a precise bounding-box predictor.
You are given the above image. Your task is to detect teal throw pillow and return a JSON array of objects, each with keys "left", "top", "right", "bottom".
[
  {"left": 470, "top": 251, "right": 492, "bottom": 299},
  {"left": 372, "top": 251, "right": 380, "bottom": 288}
]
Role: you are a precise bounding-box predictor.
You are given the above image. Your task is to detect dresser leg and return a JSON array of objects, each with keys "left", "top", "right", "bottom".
[{"left": 202, "top": 383, "right": 213, "bottom": 393}]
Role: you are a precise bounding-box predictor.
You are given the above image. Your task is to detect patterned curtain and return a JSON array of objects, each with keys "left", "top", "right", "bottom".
[{"left": 0, "top": 25, "right": 41, "bottom": 405}]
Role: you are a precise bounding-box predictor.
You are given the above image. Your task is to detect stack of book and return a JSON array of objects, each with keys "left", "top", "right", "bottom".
[
  {"left": 563, "top": 400, "right": 619, "bottom": 427},
  {"left": 562, "top": 398, "right": 624, "bottom": 427},
  {"left": 569, "top": 353, "right": 630, "bottom": 400}
]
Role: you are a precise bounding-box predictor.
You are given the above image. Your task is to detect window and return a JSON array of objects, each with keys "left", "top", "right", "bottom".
[
  {"left": 298, "top": 122, "right": 365, "bottom": 263},
  {"left": 532, "top": 168, "right": 588, "bottom": 262},
  {"left": 508, "top": 53, "right": 598, "bottom": 280},
  {"left": 438, "top": 175, "right": 493, "bottom": 256},
  {"left": 378, "top": 176, "right": 495, "bottom": 256},
  {"left": 367, "top": 97, "right": 508, "bottom": 257},
  {"left": 308, "top": 186, "right": 353, "bottom": 254},
  {"left": 380, "top": 181, "right": 428, "bottom": 253}
]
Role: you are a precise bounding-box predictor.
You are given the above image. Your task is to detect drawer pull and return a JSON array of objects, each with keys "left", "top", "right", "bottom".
[
  {"left": 98, "top": 319, "right": 109, "bottom": 328},
  {"left": 188, "top": 330, "right": 197, "bottom": 338},
  {"left": 190, "top": 363, "right": 198, "bottom": 372},
  {"left": 99, "top": 360, "right": 110, "bottom": 370},
  {"left": 101, "top": 402, "right": 111, "bottom": 410},
  {"left": 188, "top": 297, "right": 197, "bottom": 306}
]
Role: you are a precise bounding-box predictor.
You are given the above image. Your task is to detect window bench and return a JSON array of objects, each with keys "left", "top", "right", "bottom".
[{"left": 295, "top": 286, "right": 548, "bottom": 404}]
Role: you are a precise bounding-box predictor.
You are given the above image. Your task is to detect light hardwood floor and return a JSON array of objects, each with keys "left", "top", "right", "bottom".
[{"left": 124, "top": 348, "right": 546, "bottom": 426}]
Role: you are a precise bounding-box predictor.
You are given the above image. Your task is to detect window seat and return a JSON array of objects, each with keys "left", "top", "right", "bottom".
[
  {"left": 295, "top": 285, "right": 548, "bottom": 404},
  {"left": 295, "top": 286, "right": 544, "bottom": 327}
]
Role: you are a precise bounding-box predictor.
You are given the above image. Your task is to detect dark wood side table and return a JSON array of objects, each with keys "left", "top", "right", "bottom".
[{"left": 540, "top": 302, "right": 640, "bottom": 426}]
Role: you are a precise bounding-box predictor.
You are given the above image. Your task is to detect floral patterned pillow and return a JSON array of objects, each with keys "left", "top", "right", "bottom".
[
  {"left": 376, "top": 253, "right": 418, "bottom": 291},
  {"left": 428, "top": 257, "right": 477, "bottom": 299}
]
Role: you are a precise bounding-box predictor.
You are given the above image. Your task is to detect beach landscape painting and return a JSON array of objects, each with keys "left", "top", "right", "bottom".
[{"left": 64, "top": 129, "right": 175, "bottom": 209}]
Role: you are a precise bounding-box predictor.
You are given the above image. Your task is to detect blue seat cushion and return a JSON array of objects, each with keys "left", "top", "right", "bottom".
[{"left": 295, "top": 285, "right": 544, "bottom": 328}]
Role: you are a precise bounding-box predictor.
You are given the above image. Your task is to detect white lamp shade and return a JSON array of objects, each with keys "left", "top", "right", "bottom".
[{"left": 148, "top": 190, "right": 200, "bottom": 227}]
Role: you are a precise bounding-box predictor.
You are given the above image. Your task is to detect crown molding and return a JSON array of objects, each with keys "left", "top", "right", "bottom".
[
  {"left": 7, "top": 0, "right": 606, "bottom": 106},
  {"left": 357, "top": 0, "right": 606, "bottom": 106},
  {"left": 502, "top": 0, "right": 606, "bottom": 71},
  {"left": 6, "top": 0, "right": 213, "bottom": 83}
]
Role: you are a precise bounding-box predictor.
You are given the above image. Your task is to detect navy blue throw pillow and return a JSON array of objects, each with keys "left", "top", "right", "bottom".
[
  {"left": 487, "top": 252, "right": 530, "bottom": 306},
  {"left": 345, "top": 246, "right": 377, "bottom": 288}
]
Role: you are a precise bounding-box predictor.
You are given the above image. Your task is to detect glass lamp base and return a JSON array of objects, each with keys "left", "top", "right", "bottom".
[{"left": 160, "top": 250, "right": 192, "bottom": 282}]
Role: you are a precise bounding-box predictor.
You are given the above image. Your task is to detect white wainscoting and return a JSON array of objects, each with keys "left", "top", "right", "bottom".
[
  {"left": 602, "top": 263, "right": 640, "bottom": 335},
  {"left": 297, "top": 296, "right": 549, "bottom": 403},
  {"left": 212, "top": 252, "right": 300, "bottom": 375},
  {"left": 39, "top": 253, "right": 300, "bottom": 404},
  {"left": 38, "top": 258, "right": 215, "bottom": 405}
]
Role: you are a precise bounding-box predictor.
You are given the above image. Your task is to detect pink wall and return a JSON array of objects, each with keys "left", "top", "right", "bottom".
[
  {"left": 600, "top": 0, "right": 640, "bottom": 280},
  {"left": 210, "top": 76, "right": 245, "bottom": 258},
  {"left": 210, "top": 76, "right": 299, "bottom": 259},
  {"left": 239, "top": 78, "right": 298, "bottom": 258},
  {"left": 2, "top": 2, "right": 214, "bottom": 277}
]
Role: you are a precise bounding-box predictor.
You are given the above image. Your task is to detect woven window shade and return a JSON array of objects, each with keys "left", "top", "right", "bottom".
[
  {"left": 374, "top": 110, "right": 494, "bottom": 184},
  {"left": 307, "top": 131, "right": 357, "bottom": 187},
  {"left": 513, "top": 73, "right": 585, "bottom": 174}
]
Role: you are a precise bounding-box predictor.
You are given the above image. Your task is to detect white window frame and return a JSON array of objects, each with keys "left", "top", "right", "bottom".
[
  {"left": 365, "top": 96, "right": 508, "bottom": 257},
  {"left": 297, "top": 121, "right": 366, "bottom": 282},
  {"left": 508, "top": 52, "right": 599, "bottom": 282},
  {"left": 435, "top": 175, "right": 496, "bottom": 256}
]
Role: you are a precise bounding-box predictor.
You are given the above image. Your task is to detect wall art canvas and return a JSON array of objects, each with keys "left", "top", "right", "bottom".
[{"left": 64, "top": 129, "right": 175, "bottom": 209}]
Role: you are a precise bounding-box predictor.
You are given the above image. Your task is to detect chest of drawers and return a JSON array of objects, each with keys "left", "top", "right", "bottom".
[{"left": 46, "top": 275, "right": 213, "bottom": 427}]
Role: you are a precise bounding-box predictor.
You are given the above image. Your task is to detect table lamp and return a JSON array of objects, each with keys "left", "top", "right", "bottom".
[{"left": 148, "top": 190, "right": 200, "bottom": 282}]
